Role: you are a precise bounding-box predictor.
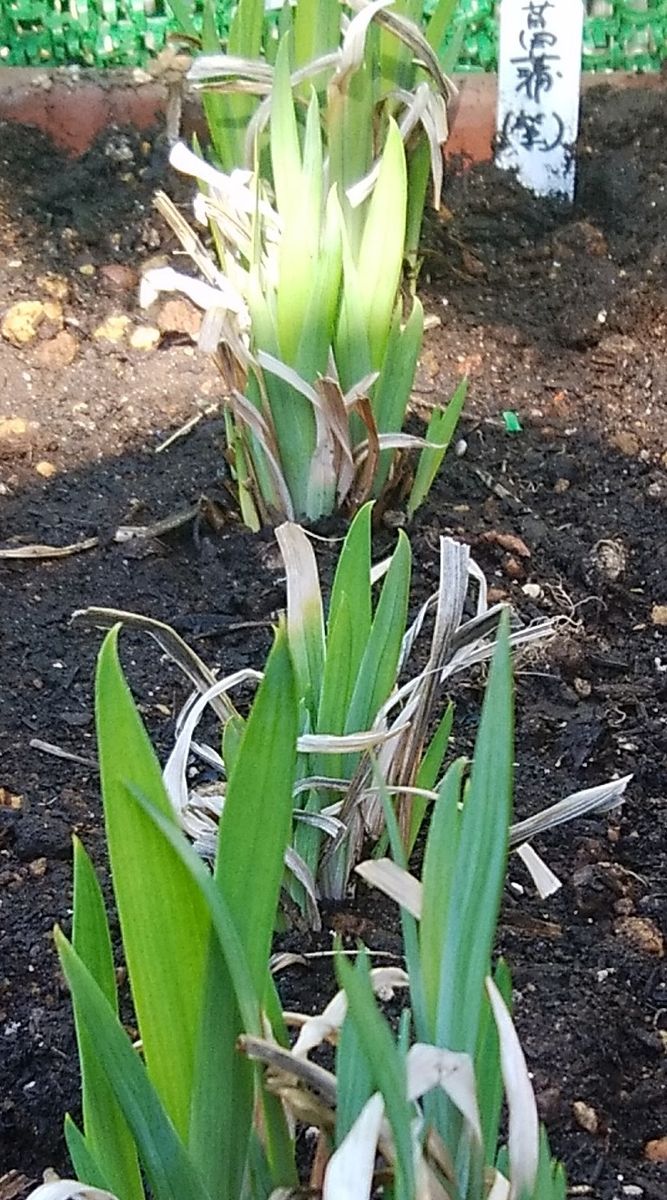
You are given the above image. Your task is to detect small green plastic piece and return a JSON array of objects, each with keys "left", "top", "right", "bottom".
[{"left": 502, "top": 411, "right": 522, "bottom": 435}]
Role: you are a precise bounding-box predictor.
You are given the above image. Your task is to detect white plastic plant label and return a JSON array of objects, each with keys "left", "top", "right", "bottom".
[{"left": 495, "top": 0, "right": 584, "bottom": 200}]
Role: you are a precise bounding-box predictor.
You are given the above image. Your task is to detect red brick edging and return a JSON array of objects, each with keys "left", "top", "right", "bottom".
[{"left": 0, "top": 65, "right": 663, "bottom": 160}]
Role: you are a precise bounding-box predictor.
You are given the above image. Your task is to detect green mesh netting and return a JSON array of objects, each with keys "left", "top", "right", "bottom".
[{"left": 0, "top": 0, "right": 665, "bottom": 71}]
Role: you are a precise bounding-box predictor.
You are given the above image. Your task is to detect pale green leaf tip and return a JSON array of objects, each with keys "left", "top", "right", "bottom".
[
  {"left": 94, "top": 624, "right": 131, "bottom": 732},
  {"left": 97, "top": 624, "right": 123, "bottom": 680},
  {"left": 396, "top": 528, "right": 412, "bottom": 558},
  {"left": 410, "top": 295, "right": 424, "bottom": 319}
]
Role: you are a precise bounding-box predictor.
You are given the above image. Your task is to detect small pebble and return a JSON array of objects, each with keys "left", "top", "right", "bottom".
[
  {"left": 1, "top": 301, "right": 47, "bottom": 346},
  {"left": 36, "top": 273, "right": 69, "bottom": 301},
  {"left": 100, "top": 263, "right": 138, "bottom": 292},
  {"left": 130, "top": 325, "right": 161, "bottom": 351},
  {"left": 522, "top": 582, "right": 543, "bottom": 600},
  {"left": 93, "top": 314, "right": 130, "bottom": 343},
  {"left": 504, "top": 555, "right": 525, "bottom": 580},
  {"left": 644, "top": 1136, "right": 667, "bottom": 1163},
  {"left": 573, "top": 1099, "right": 599, "bottom": 1135},
  {"left": 35, "top": 461, "right": 57, "bottom": 479},
  {"left": 614, "top": 916, "right": 664, "bottom": 957}
]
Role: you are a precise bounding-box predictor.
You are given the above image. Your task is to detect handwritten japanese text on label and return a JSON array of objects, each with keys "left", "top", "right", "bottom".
[{"left": 496, "top": 0, "right": 584, "bottom": 200}]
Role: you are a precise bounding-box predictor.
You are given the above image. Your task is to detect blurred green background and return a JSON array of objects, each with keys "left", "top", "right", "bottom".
[{"left": 0, "top": 0, "right": 665, "bottom": 72}]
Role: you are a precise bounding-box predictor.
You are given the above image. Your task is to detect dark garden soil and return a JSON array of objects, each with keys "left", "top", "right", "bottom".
[{"left": 1, "top": 80, "right": 666, "bottom": 1199}]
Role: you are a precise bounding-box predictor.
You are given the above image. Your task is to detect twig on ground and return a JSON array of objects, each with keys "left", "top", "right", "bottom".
[
  {"left": 0, "top": 537, "right": 99, "bottom": 560},
  {"left": 29, "top": 739, "right": 98, "bottom": 769},
  {"left": 114, "top": 503, "right": 201, "bottom": 542},
  {"left": 28, "top": 739, "right": 97, "bottom": 768},
  {"left": 154, "top": 404, "right": 218, "bottom": 453}
]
